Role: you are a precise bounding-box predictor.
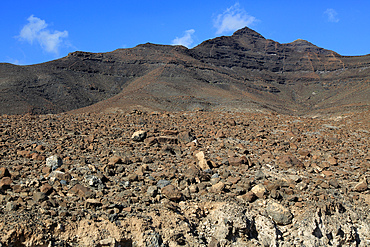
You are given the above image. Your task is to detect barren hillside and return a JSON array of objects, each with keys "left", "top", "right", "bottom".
[{"left": 0, "top": 27, "right": 369, "bottom": 115}]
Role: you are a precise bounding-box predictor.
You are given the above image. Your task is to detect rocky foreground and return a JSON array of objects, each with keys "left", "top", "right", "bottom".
[{"left": 0, "top": 110, "right": 369, "bottom": 246}]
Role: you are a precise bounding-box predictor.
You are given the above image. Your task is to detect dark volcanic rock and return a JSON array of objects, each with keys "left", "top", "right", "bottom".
[{"left": 0, "top": 27, "right": 369, "bottom": 115}]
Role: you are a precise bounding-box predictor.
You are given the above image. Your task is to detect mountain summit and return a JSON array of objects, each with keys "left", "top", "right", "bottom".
[{"left": 0, "top": 27, "right": 369, "bottom": 115}]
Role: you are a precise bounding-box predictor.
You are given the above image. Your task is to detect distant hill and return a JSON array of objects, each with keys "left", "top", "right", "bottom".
[{"left": 1, "top": 27, "right": 369, "bottom": 115}]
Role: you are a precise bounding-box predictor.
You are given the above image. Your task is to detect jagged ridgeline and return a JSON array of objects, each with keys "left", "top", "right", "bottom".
[{"left": 1, "top": 27, "right": 369, "bottom": 115}]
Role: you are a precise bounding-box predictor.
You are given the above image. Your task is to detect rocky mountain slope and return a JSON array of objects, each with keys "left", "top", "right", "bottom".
[{"left": 1, "top": 27, "right": 369, "bottom": 115}]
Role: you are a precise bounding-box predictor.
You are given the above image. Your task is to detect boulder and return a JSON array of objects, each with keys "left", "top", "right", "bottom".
[
  {"left": 161, "top": 184, "right": 182, "bottom": 201},
  {"left": 266, "top": 202, "right": 293, "bottom": 225},
  {"left": 131, "top": 130, "right": 147, "bottom": 141},
  {"left": 46, "top": 155, "right": 62, "bottom": 171}
]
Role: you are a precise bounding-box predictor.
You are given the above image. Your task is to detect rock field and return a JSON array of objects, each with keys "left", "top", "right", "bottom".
[{"left": 0, "top": 109, "right": 369, "bottom": 246}]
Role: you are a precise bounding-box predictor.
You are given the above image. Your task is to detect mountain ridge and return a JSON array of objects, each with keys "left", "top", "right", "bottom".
[{"left": 0, "top": 27, "right": 369, "bottom": 115}]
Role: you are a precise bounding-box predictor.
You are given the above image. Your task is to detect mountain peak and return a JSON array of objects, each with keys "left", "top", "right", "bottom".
[
  {"left": 193, "top": 27, "right": 266, "bottom": 51},
  {"left": 285, "top": 39, "right": 334, "bottom": 55},
  {"left": 291, "top": 38, "right": 316, "bottom": 46},
  {"left": 232, "top": 26, "right": 266, "bottom": 40},
  {"left": 0, "top": 26, "right": 368, "bottom": 115}
]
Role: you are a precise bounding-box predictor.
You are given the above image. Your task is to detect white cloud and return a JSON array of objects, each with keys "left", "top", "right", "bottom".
[
  {"left": 324, "top": 8, "right": 339, "bottom": 23},
  {"left": 214, "top": 3, "right": 257, "bottom": 35},
  {"left": 171, "top": 29, "right": 195, "bottom": 47},
  {"left": 18, "top": 15, "right": 68, "bottom": 54}
]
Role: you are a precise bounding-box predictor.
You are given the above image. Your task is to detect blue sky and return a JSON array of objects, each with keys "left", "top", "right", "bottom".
[{"left": 1, "top": 1, "right": 369, "bottom": 65}]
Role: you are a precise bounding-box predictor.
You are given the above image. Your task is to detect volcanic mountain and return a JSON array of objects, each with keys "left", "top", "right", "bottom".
[{"left": 1, "top": 27, "right": 369, "bottom": 115}]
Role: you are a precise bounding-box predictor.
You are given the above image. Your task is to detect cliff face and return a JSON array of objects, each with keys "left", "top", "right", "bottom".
[
  {"left": 191, "top": 27, "right": 343, "bottom": 72},
  {"left": 0, "top": 27, "right": 369, "bottom": 115}
]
